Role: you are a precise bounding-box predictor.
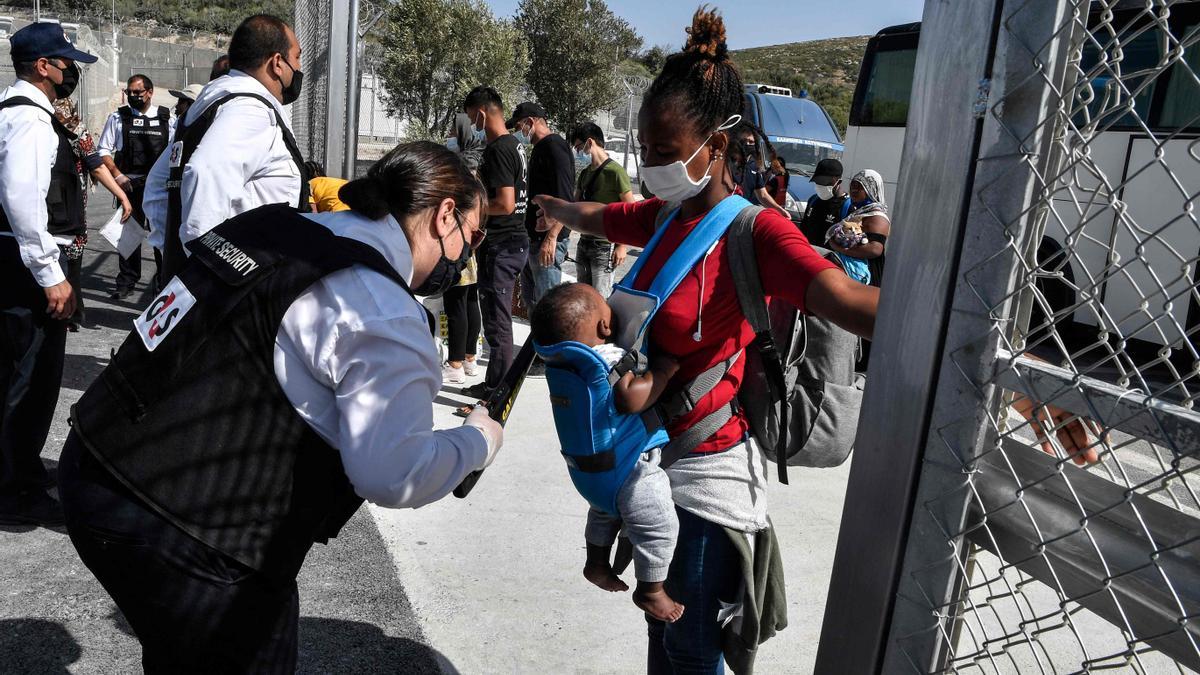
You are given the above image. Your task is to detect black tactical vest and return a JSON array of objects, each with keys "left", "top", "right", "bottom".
[
  {"left": 0, "top": 96, "right": 84, "bottom": 238},
  {"left": 70, "top": 205, "right": 415, "bottom": 581},
  {"left": 115, "top": 104, "right": 170, "bottom": 175}
]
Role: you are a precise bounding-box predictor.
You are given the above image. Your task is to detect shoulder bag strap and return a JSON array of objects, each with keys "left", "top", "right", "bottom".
[{"left": 582, "top": 158, "right": 612, "bottom": 201}]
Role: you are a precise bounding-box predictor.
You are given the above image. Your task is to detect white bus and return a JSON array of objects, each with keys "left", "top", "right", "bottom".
[{"left": 844, "top": 7, "right": 1200, "bottom": 350}]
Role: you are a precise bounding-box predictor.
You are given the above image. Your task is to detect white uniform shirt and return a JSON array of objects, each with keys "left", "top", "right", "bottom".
[
  {"left": 273, "top": 210, "right": 489, "bottom": 508},
  {"left": 97, "top": 104, "right": 173, "bottom": 178},
  {"left": 143, "top": 70, "right": 301, "bottom": 251},
  {"left": 0, "top": 79, "right": 64, "bottom": 288}
]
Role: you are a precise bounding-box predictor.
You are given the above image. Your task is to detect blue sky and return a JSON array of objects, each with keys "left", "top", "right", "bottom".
[{"left": 483, "top": 0, "right": 925, "bottom": 50}]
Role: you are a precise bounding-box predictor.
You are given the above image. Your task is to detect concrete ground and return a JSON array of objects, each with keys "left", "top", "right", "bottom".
[{"left": 1, "top": 200, "right": 852, "bottom": 673}]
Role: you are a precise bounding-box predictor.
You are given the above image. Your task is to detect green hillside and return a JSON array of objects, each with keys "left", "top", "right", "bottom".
[
  {"left": 732, "top": 35, "right": 871, "bottom": 135},
  {"left": 4, "top": 0, "right": 290, "bottom": 34}
]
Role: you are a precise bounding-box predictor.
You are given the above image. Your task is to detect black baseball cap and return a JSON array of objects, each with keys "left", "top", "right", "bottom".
[
  {"left": 506, "top": 101, "right": 547, "bottom": 129},
  {"left": 811, "top": 158, "right": 844, "bottom": 186},
  {"left": 10, "top": 22, "right": 98, "bottom": 64}
]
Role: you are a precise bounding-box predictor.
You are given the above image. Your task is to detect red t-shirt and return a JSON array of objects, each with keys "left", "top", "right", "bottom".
[{"left": 603, "top": 198, "right": 837, "bottom": 454}]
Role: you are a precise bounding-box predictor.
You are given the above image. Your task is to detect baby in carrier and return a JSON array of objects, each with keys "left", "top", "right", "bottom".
[{"left": 530, "top": 282, "right": 684, "bottom": 622}]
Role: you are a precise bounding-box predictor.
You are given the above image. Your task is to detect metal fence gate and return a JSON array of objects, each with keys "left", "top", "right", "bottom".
[
  {"left": 292, "top": 0, "right": 353, "bottom": 177},
  {"left": 817, "top": 0, "right": 1200, "bottom": 672}
]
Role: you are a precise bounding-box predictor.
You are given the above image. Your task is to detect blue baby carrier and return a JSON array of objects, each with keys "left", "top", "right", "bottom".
[{"left": 535, "top": 196, "right": 754, "bottom": 515}]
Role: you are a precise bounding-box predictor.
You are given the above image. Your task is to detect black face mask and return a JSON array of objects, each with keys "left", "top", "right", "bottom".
[
  {"left": 127, "top": 93, "right": 146, "bottom": 109},
  {"left": 280, "top": 57, "right": 303, "bottom": 105},
  {"left": 413, "top": 222, "right": 471, "bottom": 297},
  {"left": 52, "top": 62, "right": 79, "bottom": 100}
]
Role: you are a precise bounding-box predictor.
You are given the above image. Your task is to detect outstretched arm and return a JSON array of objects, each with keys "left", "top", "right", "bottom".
[
  {"left": 534, "top": 194, "right": 608, "bottom": 239},
  {"left": 805, "top": 268, "right": 879, "bottom": 340}
]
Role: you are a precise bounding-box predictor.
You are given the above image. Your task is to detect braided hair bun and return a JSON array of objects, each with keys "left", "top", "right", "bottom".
[
  {"left": 643, "top": 6, "right": 743, "bottom": 137},
  {"left": 685, "top": 7, "right": 728, "bottom": 61}
]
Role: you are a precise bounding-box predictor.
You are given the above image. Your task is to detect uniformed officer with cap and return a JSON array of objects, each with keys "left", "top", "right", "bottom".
[{"left": 0, "top": 21, "right": 97, "bottom": 525}]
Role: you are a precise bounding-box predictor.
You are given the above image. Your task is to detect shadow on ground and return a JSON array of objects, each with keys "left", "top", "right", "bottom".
[
  {"left": 298, "top": 617, "right": 456, "bottom": 674},
  {"left": 0, "top": 618, "right": 82, "bottom": 673}
]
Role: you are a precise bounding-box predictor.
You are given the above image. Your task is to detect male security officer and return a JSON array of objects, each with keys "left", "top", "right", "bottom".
[
  {"left": 143, "top": 14, "right": 308, "bottom": 281},
  {"left": 98, "top": 73, "right": 171, "bottom": 298},
  {"left": 0, "top": 22, "right": 96, "bottom": 525}
]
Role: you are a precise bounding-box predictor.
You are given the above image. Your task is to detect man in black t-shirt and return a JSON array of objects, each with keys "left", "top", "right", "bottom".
[
  {"left": 800, "top": 158, "right": 850, "bottom": 244},
  {"left": 462, "top": 86, "right": 529, "bottom": 398},
  {"left": 509, "top": 102, "right": 574, "bottom": 309}
]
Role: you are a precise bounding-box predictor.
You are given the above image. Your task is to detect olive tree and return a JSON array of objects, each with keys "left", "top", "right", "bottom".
[
  {"left": 515, "top": 0, "right": 642, "bottom": 131},
  {"left": 376, "top": 0, "right": 529, "bottom": 139}
]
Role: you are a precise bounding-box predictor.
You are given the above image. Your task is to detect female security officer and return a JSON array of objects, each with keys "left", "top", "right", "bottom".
[{"left": 58, "top": 141, "right": 502, "bottom": 672}]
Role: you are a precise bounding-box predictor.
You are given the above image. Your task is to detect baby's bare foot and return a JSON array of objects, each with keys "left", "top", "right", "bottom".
[
  {"left": 634, "top": 585, "right": 684, "bottom": 622},
  {"left": 584, "top": 561, "right": 629, "bottom": 592}
]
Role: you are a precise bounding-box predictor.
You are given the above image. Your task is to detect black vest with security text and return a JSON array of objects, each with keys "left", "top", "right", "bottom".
[
  {"left": 115, "top": 104, "right": 170, "bottom": 175},
  {"left": 161, "top": 92, "right": 310, "bottom": 281},
  {"left": 0, "top": 96, "right": 85, "bottom": 238},
  {"left": 70, "top": 205, "right": 413, "bottom": 581}
]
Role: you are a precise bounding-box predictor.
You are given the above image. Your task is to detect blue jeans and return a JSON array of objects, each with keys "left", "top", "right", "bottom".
[
  {"left": 575, "top": 235, "right": 615, "bottom": 298},
  {"left": 520, "top": 235, "right": 569, "bottom": 308},
  {"left": 647, "top": 507, "right": 741, "bottom": 674}
]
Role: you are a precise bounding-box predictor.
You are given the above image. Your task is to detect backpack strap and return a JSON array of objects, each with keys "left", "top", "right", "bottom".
[
  {"left": 163, "top": 93, "right": 311, "bottom": 280},
  {"left": 582, "top": 158, "right": 612, "bottom": 201},
  {"left": 726, "top": 204, "right": 791, "bottom": 485},
  {"left": 839, "top": 196, "right": 852, "bottom": 221}
]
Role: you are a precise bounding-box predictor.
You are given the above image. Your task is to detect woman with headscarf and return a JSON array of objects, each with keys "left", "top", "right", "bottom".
[
  {"left": 52, "top": 97, "right": 132, "bottom": 329},
  {"left": 828, "top": 168, "right": 890, "bottom": 288}
]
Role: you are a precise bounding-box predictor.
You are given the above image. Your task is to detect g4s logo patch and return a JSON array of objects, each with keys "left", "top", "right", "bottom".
[{"left": 134, "top": 277, "right": 196, "bottom": 352}]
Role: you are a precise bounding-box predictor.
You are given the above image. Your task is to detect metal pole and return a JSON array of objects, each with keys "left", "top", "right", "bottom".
[{"left": 342, "top": 0, "right": 361, "bottom": 179}]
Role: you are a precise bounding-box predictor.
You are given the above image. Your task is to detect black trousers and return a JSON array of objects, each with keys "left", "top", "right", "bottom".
[
  {"left": 59, "top": 433, "right": 299, "bottom": 673},
  {"left": 0, "top": 237, "right": 65, "bottom": 496},
  {"left": 115, "top": 181, "right": 157, "bottom": 292},
  {"left": 476, "top": 234, "right": 528, "bottom": 390},
  {"left": 443, "top": 282, "right": 481, "bottom": 362}
]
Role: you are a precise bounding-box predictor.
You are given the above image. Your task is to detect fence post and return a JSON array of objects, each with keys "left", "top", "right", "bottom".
[
  {"left": 343, "top": 0, "right": 361, "bottom": 179},
  {"left": 813, "top": 1, "right": 1005, "bottom": 669}
]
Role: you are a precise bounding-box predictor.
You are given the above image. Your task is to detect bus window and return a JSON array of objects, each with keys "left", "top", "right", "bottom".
[
  {"left": 1074, "top": 26, "right": 1162, "bottom": 129},
  {"left": 1156, "top": 22, "right": 1200, "bottom": 129},
  {"left": 857, "top": 45, "right": 917, "bottom": 126}
]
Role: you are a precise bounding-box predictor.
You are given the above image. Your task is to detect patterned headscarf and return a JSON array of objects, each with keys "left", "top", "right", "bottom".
[{"left": 849, "top": 168, "right": 889, "bottom": 221}]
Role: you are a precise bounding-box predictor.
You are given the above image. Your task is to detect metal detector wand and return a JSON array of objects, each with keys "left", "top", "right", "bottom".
[{"left": 453, "top": 340, "right": 538, "bottom": 498}]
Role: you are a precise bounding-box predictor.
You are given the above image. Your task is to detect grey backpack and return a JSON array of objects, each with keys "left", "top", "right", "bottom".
[{"left": 726, "top": 206, "right": 863, "bottom": 484}]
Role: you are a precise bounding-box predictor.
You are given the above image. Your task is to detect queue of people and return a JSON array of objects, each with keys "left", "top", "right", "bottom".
[{"left": 0, "top": 8, "right": 1100, "bottom": 675}]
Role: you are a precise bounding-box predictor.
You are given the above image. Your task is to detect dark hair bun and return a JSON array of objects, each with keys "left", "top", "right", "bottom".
[
  {"left": 338, "top": 177, "right": 390, "bottom": 220},
  {"left": 685, "top": 6, "right": 728, "bottom": 61}
]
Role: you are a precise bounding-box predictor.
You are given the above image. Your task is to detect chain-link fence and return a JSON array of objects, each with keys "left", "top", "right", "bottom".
[
  {"left": 820, "top": 0, "right": 1200, "bottom": 672},
  {"left": 593, "top": 74, "right": 648, "bottom": 181},
  {"left": 119, "top": 33, "right": 222, "bottom": 91},
  {"left": 0, "top": 17, "right": 116, "bottom": 133}
]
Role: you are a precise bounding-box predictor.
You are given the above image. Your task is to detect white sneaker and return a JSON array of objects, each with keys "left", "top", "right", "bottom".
[
  {"left": 442, "top": 362, "right": 466, "bottom": 384},
  {"left": 463, "top": 358, "right": 479, "bottom": 377}
]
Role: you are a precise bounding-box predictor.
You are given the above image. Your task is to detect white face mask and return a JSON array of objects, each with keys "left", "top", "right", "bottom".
[
  {"left": 814, "top": 184, "right": 835, "bottom": 201},
  {"left": 640, "top": 115, "right": 741, "bottom": 203}
]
